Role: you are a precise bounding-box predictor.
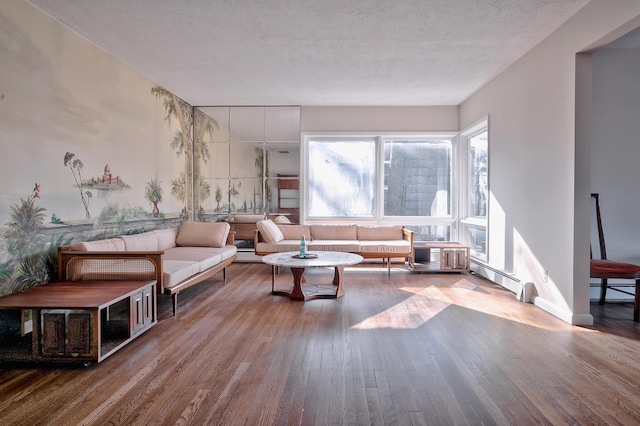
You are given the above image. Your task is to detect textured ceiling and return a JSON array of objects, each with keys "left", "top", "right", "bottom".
[{"left": 26, "top": 0, "right": 590, "bottom": 106}]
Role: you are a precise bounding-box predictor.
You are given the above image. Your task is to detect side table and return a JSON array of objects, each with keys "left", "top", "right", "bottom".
[
  {"left": 0, "top": 280, "right": 156, "bottom": 365},
  {"left": 410, "top": 242, "right": 470, "bottom": 273}
]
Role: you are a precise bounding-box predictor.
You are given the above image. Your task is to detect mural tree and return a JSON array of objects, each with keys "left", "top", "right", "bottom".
[
  {"left": 4, "top": 188, "right": 46, "bottom": 256},
  {"left": 152, "top": 86, "right": 194, "bottom": 216},
  {"left": 215, "top": 185, "right": 222, "bottom": 212},
  {"left": 145, "top": 173, "right": 163, "bottom": 218},
  {"left": 63, "top": 152, "right": 92, "bottom": 219},
  {"left": 200, "top": 180, "right": 211, "bottom": 204},
  {"left": 152, "top": 87, "right": 220, "bottom": 219},
  {"left": 2, "top": 186, "right": 48, "bottom": 293},
  {"left": 193, "top": 109, "right": 218, "bottom": 214},
  {"left": 171, "top": 172, "right": 186, "bottom": 207}
]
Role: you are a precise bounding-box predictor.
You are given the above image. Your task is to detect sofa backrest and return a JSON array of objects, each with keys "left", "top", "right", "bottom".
[
  {"left": 175, "top": 221, "right": 231, "bottom": 248},
  {"left": 278, "top": 224, "right": 311, "bottom": 240},
  {"left": 70, "top": 223, "right": 235, "bottom": 253},
  {"left": 154, "top": 228, "right": 179, "bottom": 250},
  {"left": 120, "top": 232, "right": 159, "bottom": 251},
  {"left": 74, "top": 237, "right": 126, "bottom": 251},
  {"left": 231, "top": 213, "right": 266, "bottom": 223},
  {"left": 256, "top": 219, "right": 285, "bottom": 243},
  {"left": 72, "top": 228, "right": 180, "bottom": 252},
  {"left": 357, "top": 225, "right": 403, "bottom": 241},
  {"left": 310, "top": 224, "right": 358, "bottom": 241}
]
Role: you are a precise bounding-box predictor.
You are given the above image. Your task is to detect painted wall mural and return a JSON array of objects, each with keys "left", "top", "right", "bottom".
[
  {"left": 0, "top": 0, "right": 193, "bottom": 296},
  {"left": 0, "top": 1, "right": 302, "bottom": 300}
]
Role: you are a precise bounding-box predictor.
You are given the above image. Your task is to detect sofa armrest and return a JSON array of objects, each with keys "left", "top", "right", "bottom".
[
  {"left": 58, "top": 246, "right": 164, "bottom": 290},
  {"left": 254, "top": 229, "right": 265, "bottom": 246},
  {"left": 402, "top": 227, "right": 414, "bottom": 244}
]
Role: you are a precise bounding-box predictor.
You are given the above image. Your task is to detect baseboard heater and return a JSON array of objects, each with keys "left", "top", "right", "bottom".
[
  {"left": 470, "top": 259, "right": 529, "bottom": 300},
  {"left": 470, "top": 259, "right": 521, "bottom": 283}
]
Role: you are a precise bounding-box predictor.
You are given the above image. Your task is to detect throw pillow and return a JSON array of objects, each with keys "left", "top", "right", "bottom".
[
  {"left": 176, "top": 221, "right": 230, "bottom": 248},
  {"left": 256, "top": 219, "right": 285, "bottom": 243}
]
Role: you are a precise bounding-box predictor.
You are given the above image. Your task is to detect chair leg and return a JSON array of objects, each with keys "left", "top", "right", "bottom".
[
  {"left": 599, "top": 278, "right": 608, "bottom": 305},
  {"left": 172, "top": 294, "right": 178, "bottom": 316},
  {"left": 271, "top": 265, "right": 276, "bottom": 293},
  {"left": 635, "top": 279, "right": 640, "bottom": 322}
]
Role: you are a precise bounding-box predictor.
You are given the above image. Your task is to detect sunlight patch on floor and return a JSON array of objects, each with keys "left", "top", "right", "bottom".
[
  {"left": 351, "top": 285, "right": 455, "bottom": 330},
  {"left": 351, "top": 277, "right": 593, "bottom": 331}
]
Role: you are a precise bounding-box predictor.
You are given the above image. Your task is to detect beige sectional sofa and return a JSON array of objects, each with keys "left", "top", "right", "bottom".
[
  {"left": 58, "top": 221, "right": 237, "bottom": 315},
  {"left": 254, "top": 220, "right": 414, "bottom": 274}
]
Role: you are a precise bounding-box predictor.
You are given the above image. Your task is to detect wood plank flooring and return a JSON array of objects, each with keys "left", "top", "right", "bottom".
[{"left": 2, "top": 262, "right": 640, "bottom": 425}]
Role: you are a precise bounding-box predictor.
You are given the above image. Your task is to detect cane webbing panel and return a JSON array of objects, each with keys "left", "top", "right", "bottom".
[{"left": 65, "top": 257, "right": 157, "bottom": 281}]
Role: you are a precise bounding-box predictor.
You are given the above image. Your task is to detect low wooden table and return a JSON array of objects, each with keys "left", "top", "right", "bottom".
[
  {"left": 261, "top": 251, "right": 363, "bottom": 301},
  {"left": 410, "top": 242, "right": 470, "bottom": 273},
  {"left": 0, "top": 280, "right": 156, "bottom": 365}
]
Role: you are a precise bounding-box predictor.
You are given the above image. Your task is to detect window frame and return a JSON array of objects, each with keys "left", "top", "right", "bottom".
[
  {"left": 301, "top": 132, "right": 459, "bottom": 230},
  {"left": 458, "top": 117, "right": 489, "bottom": 262}
]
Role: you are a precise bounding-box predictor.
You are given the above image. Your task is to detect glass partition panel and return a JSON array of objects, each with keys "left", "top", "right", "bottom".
[
  {"left": 194, "top": 106, "right": 300, "bottom": 222},
  {"left": 202, "top": 143, "right": 229, "bottom": 179},
  {"left": 196, "top": 107, "right": 230, "bottom": 142},
  {"left": 230, "top": 107, "right": 265, "bottom": 142},
  {"left": 230, "top": 143, "right": 264, "bottom": 179},
  {"left": 229, "top": 178, "right": 263, "bottom": 213},
  {"left": 266, "top": 143, "right": 299, "bottom": 178},
  {"left": 200, "top": 178, "right": 228, "bottom": 213},
  {"left": 265, "top": 106, "right": 301, "bottom": 141},
  {"left": 265, "top": 178, "right": 279, "bottom": 214}
]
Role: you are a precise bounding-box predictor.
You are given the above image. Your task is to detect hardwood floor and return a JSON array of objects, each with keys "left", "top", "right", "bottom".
[{"left": 2, "top": 263, "right": 640, "bottom": 425}]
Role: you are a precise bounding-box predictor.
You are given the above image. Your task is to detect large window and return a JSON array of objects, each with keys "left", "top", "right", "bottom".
[
  {"left": 304, "top": 134, "right": 456, "bottom": 240},
  {"left": 460, "top": 119, "right": 489, "bottom": 260},
  {"left": 383, "top": 139, "right": 451, "bottom": 217},
  {"left": 307, "top": 139, "right": 376, "bottom": 217}
]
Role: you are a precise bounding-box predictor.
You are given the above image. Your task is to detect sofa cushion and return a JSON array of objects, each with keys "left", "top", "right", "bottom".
[
  {"left": 176, "top": 221, "right": 230, "bottom": 248},
  {"left": 278, "top": 225, "right": 311, "bottom": 240},
  {"left": 162, "top": 260, "right": 201, "bottom": 290},
  {"left": 256, "top": 240, "right": 301, "bottom": 253},
  {"left": 216, "top": 245, "right": 238, "bottom": 261},
  {"left": 311, "top": 224, "right": 358, "bottom": 240},
  {"left": 307, "top": 240, "right": 361, "bottom": 252},
  {"left": 154, "top": 228, "right": 178, "bottom": 250},
  {"left": 232, "top": 214, "right": 265, "bottom": 223},
  {"left": 76, "top": 237, "right": 126, "bottom": 252},
  {"left": 164, "top": 246, "right": 223, "bottom": 271},
  {"left": 359, "top": 240, "right": 411, "bottom": 254},
  {"left": 120, "top": 232, "right": 159, "bottom": 251},
  {"left": 357, "top": 225, "right": 404, "bottom": 241},
  {"left": 256, "top": 219, "right": 285, "bottom": 243}
]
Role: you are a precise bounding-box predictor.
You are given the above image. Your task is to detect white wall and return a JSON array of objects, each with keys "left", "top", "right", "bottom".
[
  {"left": 591, "top": 48, "right": 640, "bottom": 264},
  {"left": 301, "top": 106, "right": 458, "bottom": 132},
  {"left": 459, "top": 1, "right": 640, "bottom": 324},
  {"left": 589, "top": 47, "right": 640, "bottom": 299}
]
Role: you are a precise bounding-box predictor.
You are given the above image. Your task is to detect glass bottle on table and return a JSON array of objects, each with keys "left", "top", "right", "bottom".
[{"left": 299, "top": 235, "right": 306, "bottom": 258}]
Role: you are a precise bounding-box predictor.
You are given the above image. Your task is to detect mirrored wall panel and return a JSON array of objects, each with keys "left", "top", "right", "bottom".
[{"left": 196, "top": 106, "right": 300, "bottom": 225}]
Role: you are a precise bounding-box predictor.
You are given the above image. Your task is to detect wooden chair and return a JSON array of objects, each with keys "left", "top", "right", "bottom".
[{"left": 590, "top": 193, "right": 640, "bottom": 321}]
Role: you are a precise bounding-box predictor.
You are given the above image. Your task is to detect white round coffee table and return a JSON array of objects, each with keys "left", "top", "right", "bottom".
[{"left": 261, "top": 251, "right": 363, "bottom": 301}]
